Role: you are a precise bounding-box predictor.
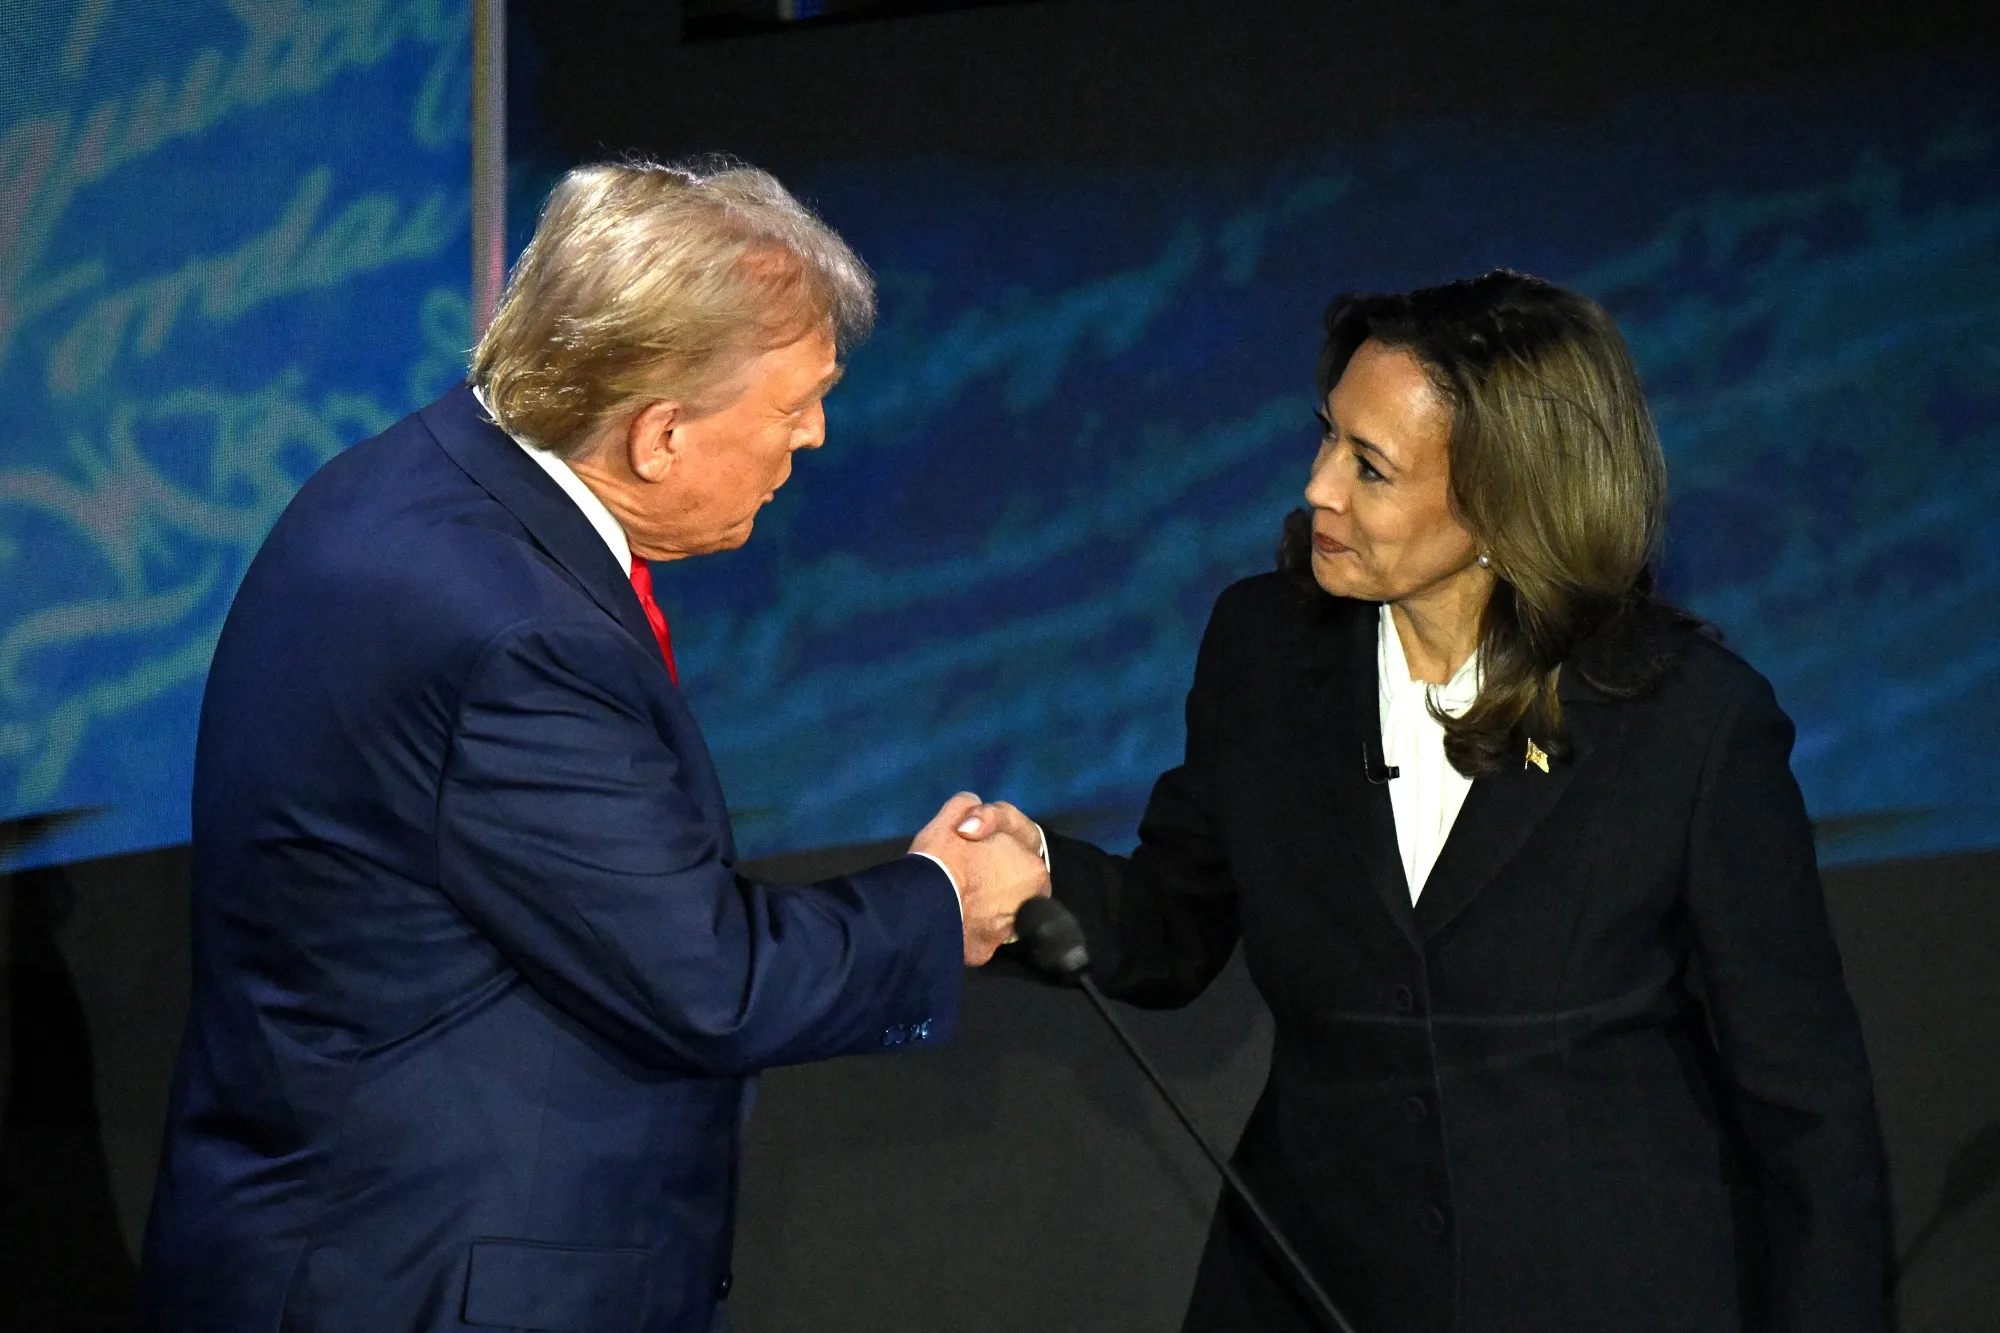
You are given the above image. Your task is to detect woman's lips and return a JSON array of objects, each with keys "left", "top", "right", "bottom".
[{"left": 1313, "top": 532, "right": 1352, "bottom": 555}]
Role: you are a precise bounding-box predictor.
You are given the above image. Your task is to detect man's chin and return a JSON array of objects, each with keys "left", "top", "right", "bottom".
[
  {"left": 713, "top": 518, "right": 756, "bottom": 552},
  {"left": 666, "top": 517, "right": 759, "bottom": 559}
]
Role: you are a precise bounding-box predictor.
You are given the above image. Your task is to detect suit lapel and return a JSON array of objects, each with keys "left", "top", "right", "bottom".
[
  {"left": 1412, "top": 675, "right": 1627, "bottom": 941},
  {"left": 420, "top": 385, "right": 660, "bottom": 656},
  {"left": 1295, "top": 599, "right": 1420, "bottom": 949}
]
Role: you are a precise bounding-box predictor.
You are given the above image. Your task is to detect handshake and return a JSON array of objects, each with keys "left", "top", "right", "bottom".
[{"left": 910, "top": 792, "right": 1050, "bottom": 966}]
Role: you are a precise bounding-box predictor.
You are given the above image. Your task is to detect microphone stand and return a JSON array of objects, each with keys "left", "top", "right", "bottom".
[{"left": 1074, "top": 974, "right": 1363, "bottom": 1333}]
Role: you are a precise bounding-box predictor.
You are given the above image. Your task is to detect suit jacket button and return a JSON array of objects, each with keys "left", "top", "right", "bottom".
[
  {"left": 1393, "top": 986, "right": 1415, "bottom": 1013},
  {"left": 1419, "top": 1204, "right": 1447, "bottom": 1235},
  {"left": 1401, "top": 1095, "right": 1427, "bottom": 1123},
  {"left": 914, "top": 1019, "right": 931, "bottom": 1040},
  {"left": 716, "top": 1271, "right": 733, "bottom": 1300}
]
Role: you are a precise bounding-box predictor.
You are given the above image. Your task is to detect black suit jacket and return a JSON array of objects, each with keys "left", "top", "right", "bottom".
[{"left": 1050, "top": 574, "right": 1888, "bottom": 1333}]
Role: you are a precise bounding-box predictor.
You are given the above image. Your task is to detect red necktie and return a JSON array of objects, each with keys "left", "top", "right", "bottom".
[{"left": 627, "top": 555, "right": 679, "bottom": 685}]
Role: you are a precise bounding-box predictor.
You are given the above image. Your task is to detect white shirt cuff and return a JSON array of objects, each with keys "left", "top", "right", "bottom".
[{"left": 912, "top": 851, "right": 963, "bottom": 922}]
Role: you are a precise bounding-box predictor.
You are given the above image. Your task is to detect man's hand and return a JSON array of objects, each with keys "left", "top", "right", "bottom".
[{"left": 911, "top": 793, "right": 1050, "bottom": 965}]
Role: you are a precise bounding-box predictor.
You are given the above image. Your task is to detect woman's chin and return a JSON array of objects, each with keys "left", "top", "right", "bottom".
[{"left": 1310, "top": 553, "right": 1369, "bottom": 601}]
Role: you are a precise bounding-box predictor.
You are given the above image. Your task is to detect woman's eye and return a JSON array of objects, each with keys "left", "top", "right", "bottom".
[{"left": 1356, "top": 455, "right": 1386, "bottom": 483}]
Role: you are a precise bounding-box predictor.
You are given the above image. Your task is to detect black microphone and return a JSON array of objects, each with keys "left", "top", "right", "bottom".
[
  {"left": 1012, "top": 898, "right": 1363, "bottom": 1333},
  {"left": 1017, "top": 895, "right": 1091, "bottom": 980},
  {"left": 1361, "top": 737, "right": 1399, "bottom": 784}
]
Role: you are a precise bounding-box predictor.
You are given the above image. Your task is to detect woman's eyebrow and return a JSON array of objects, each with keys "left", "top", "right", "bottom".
[
  {"left": 1319, "top": 412, "right": 1400, "bottom": 473},
  {"left": 1349, "top": 432, "right": 1399, "bottom": 472}
]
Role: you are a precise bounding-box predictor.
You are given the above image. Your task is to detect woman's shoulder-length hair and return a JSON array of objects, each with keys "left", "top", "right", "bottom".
[{"left": 1279, "top": 269, "right": 1704, "bottom": 777}]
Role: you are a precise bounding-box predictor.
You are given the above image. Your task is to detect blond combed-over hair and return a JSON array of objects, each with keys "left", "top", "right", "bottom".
[{"left": 471, "top": 157, "right": 876, "bottom": 458}]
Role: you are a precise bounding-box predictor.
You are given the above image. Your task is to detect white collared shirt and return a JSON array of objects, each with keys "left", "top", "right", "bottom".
[
  {"left": 472, "top": 386, "right": 630, "bottom": 570},
  {"left": 1378, "top": 603, "right": 1481, "bottom": 903}
]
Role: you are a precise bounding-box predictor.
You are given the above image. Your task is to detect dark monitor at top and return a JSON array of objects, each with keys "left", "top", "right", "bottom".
[{"left": 684, "top": 0, "right": 1053, "bottom": 41}]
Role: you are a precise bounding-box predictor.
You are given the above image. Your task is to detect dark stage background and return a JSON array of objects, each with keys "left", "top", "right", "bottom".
[
  {"left": 6, "top": 842, "right": 1998, "bottom": 1329},
  {"left": 3, "top": 0, "right": 1998, "bottom": 1329}
]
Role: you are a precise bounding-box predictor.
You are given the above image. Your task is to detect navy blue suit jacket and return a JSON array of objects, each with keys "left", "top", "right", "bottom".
[{"left": 139, "top": 386, "right": 964, "bottom": 1333}]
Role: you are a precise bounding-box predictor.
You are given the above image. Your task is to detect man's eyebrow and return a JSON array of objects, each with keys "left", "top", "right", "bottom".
[{"left": 785, "top": 365, "right": 844, "bottom": 413}]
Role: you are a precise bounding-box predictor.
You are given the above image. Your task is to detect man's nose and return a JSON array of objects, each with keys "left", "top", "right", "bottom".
[{"left": 796, "top": 405, "right": 826, "bottom": 451}]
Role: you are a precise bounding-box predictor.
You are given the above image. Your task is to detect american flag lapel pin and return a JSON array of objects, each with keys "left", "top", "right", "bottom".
[{"left": 1524, "top": 739, "right": 1550, "bottom": 773}]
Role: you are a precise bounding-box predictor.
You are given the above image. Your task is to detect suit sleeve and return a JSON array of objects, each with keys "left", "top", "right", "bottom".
[
  {"left": 433, "top": 619, "right": 964, "bottom": 1076},
  {"left": 1683, "top": 670, "right": 1891, "bottom": 1332},
  {"left": 1047, "top": 593, "right": 1241, "bottom": 1009}
]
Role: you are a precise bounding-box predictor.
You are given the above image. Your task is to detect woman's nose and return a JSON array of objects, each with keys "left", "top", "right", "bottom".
[{"left": 1305, "top": 456, "right": 1346, "bottom": 512}]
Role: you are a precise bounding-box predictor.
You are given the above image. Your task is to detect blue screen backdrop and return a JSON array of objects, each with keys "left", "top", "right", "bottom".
[
  {"left": 2, "top": 6, "right": 1993, "bottom": 870},
  {"left": 642, "top": 67, "right": 2000, "bottom": 868},
  {"left": 1, "top": 0, "right": 471, "bottom": 867}
]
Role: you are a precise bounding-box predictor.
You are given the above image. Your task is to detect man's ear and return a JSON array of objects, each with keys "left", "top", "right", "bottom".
[{"left": 626, "top": 400, "right": 684, "bottom": 483}]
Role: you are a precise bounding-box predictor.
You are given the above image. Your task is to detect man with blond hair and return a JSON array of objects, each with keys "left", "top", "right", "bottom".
[{"left": 138, "top": 160, "right": 1047, "bottom": 1333}]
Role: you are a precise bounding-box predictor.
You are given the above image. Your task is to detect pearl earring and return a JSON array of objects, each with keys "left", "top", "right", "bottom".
[{"left": 1476, "top": 552, "right": 1493, "bottom": 569}]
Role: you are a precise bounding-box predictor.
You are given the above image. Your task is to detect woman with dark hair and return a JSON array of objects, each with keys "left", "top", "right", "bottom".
[{"left": 963, "top": 271, "right": 1889, "bottom": 1332}]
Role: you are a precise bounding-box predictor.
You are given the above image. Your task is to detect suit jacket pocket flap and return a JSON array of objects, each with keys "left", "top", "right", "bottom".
[{"left": 464, "top": 1239, "right": 654, "bottom": 1332}]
